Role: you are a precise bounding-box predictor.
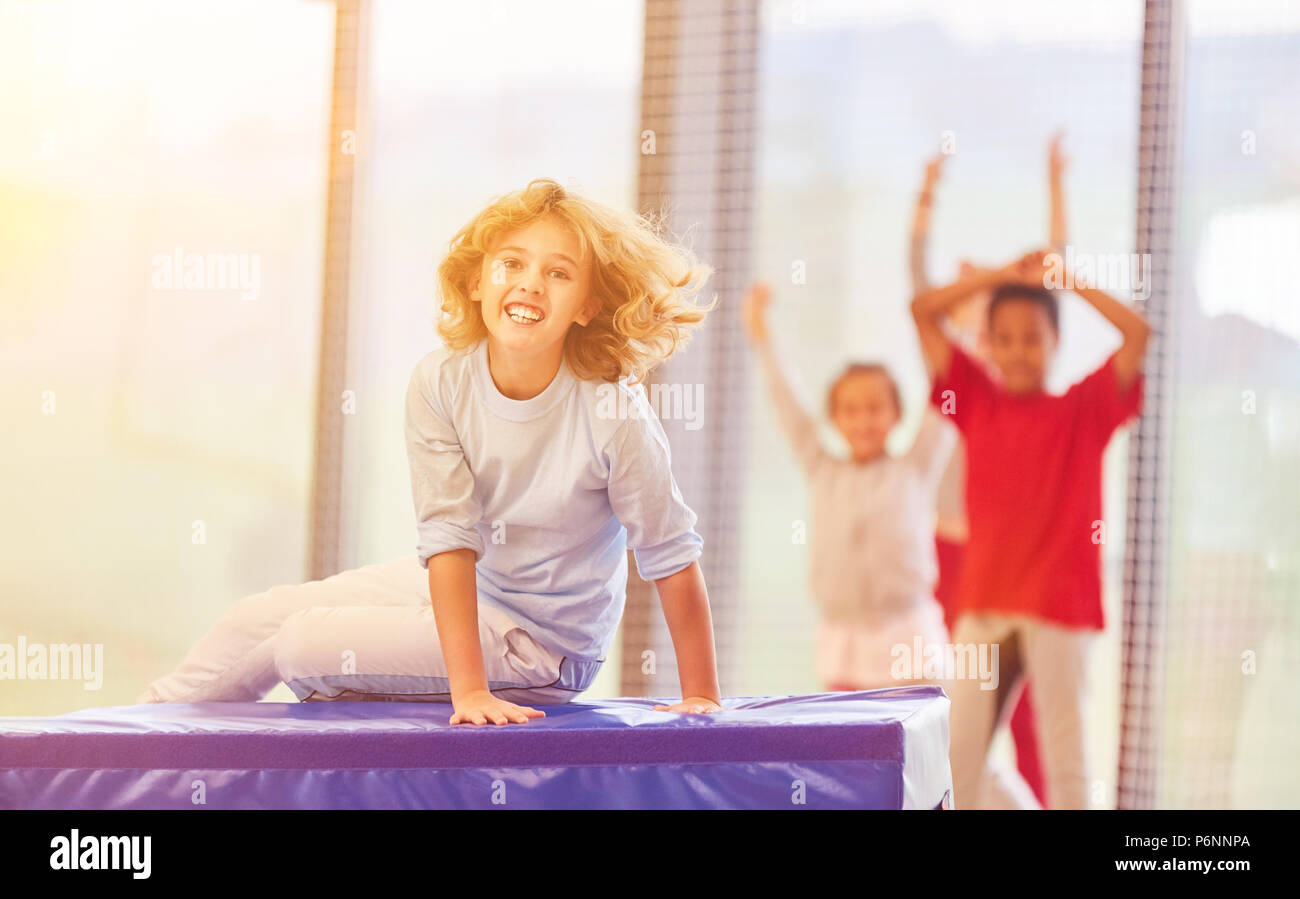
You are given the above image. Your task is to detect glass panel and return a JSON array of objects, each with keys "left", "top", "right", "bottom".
[
  {"left": 1160, "top": 0, "right": 1300, "bottom": 808},
  {"left": 0, "top": 0, "right": 334, "bottom": 712}
]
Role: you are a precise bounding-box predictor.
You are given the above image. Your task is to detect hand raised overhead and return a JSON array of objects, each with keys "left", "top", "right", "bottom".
[{"left": 742, "top": 280, "right": 773, "bottom": 346}]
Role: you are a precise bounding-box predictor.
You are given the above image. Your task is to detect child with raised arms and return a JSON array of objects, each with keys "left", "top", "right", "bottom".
[
  {"left": 910, "top": 134, "right": 1070, "bottom": 805},
  {"left": 912, "top": 248, "right": 1149, "bottom": 807},
  {"left": 742, "top": 280, "right": 956, "bottom": 692}
]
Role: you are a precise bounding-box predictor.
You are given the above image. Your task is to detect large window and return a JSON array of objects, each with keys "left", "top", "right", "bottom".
[
  {"left": 1158, "top": 0, "right": 1300, "bottom": 808},
  {"left": 0, "top": 0, "right": 334, "bottom": 713}
]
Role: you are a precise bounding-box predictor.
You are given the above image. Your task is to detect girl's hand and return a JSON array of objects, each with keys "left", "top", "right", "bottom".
[
  {"left": 1048, "top": 131, "right": 1068, "bottom": 180},
  {"left": 450, "top": 688, "right": 546, "bottom": 726},
  {"left": 653, "top": 696, "right": 723, "bottom": 714},
  {"left": 1002, "top": 248, "right": 1053, "bottom": 288},
  {"left": 742, "top": 281, "right": 772, "bottom": 346},
  {"left": 923, "top": 152, "right": 946, "bottom": 190},
  {"left": 958, "top": 259, "right": 996, "bottom": 278}
]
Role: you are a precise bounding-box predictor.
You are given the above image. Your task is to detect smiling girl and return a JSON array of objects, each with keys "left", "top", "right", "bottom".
[
  {"left": 138, "top": 178, "right": 723, "bottom": 726},
  {"left": 741, "top": 280, "right": 956, "bottom": 692}
]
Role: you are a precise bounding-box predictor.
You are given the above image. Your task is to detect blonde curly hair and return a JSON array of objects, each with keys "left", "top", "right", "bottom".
[{"left": 435, "top": 178, "right": 716, "bottom": 384}]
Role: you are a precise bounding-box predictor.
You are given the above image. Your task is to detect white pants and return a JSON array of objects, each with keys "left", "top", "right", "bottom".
[
  {"left": 816, "top": 599, "right": 950, "bottom": 688},
  {"left": 136, "top": 554, "right": 577, "bottom": 706},
  {"left": 944, "top": 613, "right": 1096, "bottom": 810},
  {"left": 815, "top": 602, "right": 1043, "bottom": 810}
]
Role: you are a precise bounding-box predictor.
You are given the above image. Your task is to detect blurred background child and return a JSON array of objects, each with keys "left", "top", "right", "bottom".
[
  {"left": 912, "top": 247, "right": 1150, "bottom": 809},
  {"left": 743, "top": 280, "right": 953, "bottom": 693},
  {"left": 908, "top": 134, "right": 1069, "bottom": 806}
]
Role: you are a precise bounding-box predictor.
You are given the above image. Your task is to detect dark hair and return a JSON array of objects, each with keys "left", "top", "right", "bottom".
[
  {"left": 827, "top": 363, "right": 902, "bottom": 418},
  {"left": 986, "top": 283, "right": 1059, "bottom": 335}
]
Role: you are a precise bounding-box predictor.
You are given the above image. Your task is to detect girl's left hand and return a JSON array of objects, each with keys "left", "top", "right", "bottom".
[
  {"left": 654, "top": 696, "right": 722, "bottom": 714},
  {"left": 923, "top": 152, "right": 946, "bottom": 189},
  {"left": 1049, "top": 131, "right": 1068, "bottom": 178},
  {"left": 741, "top": 282, "right": 771, "bottom": 346},
  {"left": 1005, "top": 248, "right": 1054, "bottom": 288}
]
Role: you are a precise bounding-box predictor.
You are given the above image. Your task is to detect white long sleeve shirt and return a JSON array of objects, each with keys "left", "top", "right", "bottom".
[
  {"left": 404, "top": 338, "right": 703, "bottom": 686},
  {"left": 754, "top": 338, "right": 956, "bottom": 626}
]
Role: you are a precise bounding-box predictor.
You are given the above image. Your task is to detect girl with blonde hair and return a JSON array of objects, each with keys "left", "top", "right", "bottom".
[{"left": 139, "top": 178, "right": 724, "bottom": 726}]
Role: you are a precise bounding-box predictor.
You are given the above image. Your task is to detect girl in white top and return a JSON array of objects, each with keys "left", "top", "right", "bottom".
[
  {"left": 138, "top": 179, "right": 724, "bottom": 727},
  {"left": 741, "top": 281, "right": 1041, "bottom": 808},
  {"left": 742, "top": 281, "right": 955, "bottom": 690}
]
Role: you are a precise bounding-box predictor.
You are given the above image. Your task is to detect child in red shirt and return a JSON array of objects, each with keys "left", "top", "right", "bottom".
[
  {"left": 911, "top": 248, "right": 1150, "bottom": 809},
  {"left": 910, "top": 137, "right": 1070, "bottom": 806}
]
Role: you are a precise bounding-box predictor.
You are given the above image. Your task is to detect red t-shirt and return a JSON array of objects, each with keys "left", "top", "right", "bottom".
[{"left": 928, "top": 344, "right": 1144, "bottom": 629}]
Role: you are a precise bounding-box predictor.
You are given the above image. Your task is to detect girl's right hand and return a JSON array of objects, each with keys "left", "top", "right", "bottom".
[
  {"left": 923, "top": 152, "right": 946, "bottom": 190},
  {"left": 1003, "top": 249, "right": 1052, "bottom": 288},
  {"left": 742, "top": 280, "right": 772, "bottom": 346},
  {"left": 450, "top": 689, "right": 546, "bottom": 726},
  {"left": 1049, "top": 131, "right": 1068, "bottom": 180}
]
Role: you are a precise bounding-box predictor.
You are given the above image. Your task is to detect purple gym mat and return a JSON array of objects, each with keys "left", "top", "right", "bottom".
[{"left": 0, "top": 686, "right": 952, "bottom": 809}]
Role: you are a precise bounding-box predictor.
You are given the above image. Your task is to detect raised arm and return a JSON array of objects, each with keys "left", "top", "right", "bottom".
[
  {"left": 910, "top": 154, "right": 947, "bottom": 294},
  {"left": 910, "top": 256, "right": 1013, "bottom": 382},
  {"left": 912, "top": 250, "right": 1049, "bottom": 381},
  {"left": 1065, "top": 278, "right": 1151, "bottom": 390},
  {"left": 742, "top": 281, "right": 829, "bottom": 476},
  {"left": 1049, "top": 132, "right": 1068, "bottom": 252}
]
